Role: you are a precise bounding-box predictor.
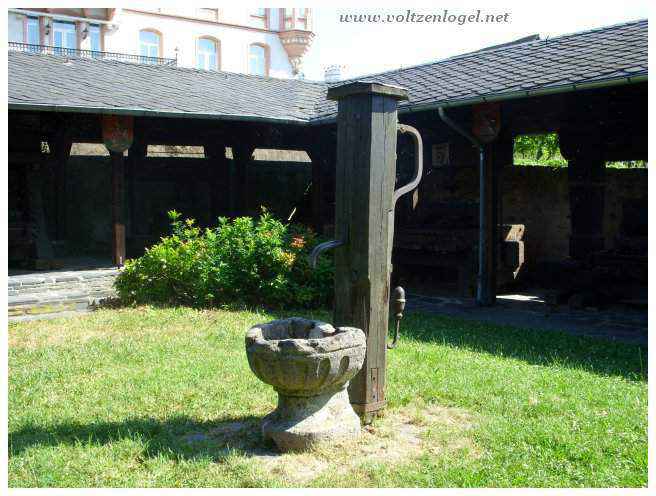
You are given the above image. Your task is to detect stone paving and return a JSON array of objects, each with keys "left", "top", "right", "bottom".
[
  {"left": 405, "top": 291, "right": 647, "bottom": 346},
  {"left": 7, "top": 266, "right": 647, "bottom": 346},
  {"left": 8, "top": 267, "right": 119, "bottom": 322}
]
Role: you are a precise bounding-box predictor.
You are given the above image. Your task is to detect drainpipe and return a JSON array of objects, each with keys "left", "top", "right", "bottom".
[{"left": 437, "top": 107, "right": 490, "bottom": 305}]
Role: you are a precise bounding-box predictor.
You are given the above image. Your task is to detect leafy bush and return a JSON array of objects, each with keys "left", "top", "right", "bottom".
[{"left": 115, "top": 210, "right": 334, "bottom": 308}]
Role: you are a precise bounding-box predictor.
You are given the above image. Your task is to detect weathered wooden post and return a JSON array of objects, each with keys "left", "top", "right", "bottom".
[
  {"left": 50, "top": 132, "right": 72, "bottom": 243},
  {"left": 326, "top": 81, "right": 409, "bottom": 421},
  {"left": 102, "top": 114, "right": 134, "bottom": 267}
]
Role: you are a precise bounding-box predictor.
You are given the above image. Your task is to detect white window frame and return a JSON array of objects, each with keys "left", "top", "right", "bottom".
[
  {"left": 89, "top": 24, "right": 102, "bottom": 52},
  {"left": 52, "top": 21, "right": 77, "bottom": 50},
  {"left": 197, "top": 38, "right": 218, "bottom": 71},
  {"left": 25, "top": 16, "right": 40, "bottom": 45},
  {"left": 139, "top": 30, "right": 161, "bottom": 61},
  {"left": 248, "top": 44, "right": 268, "bottom": 77}
]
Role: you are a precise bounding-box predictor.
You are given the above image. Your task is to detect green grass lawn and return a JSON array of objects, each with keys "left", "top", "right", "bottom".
[{"left": 8, "top": 306, "right": 647, "bottom": 487}]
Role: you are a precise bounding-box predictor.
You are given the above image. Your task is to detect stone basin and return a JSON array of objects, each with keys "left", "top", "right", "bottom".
[{"left": 245, "top": 317, "right": 366, "bottom": 451}]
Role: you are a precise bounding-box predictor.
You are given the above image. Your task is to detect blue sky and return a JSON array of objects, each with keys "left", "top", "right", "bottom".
[{"left": 301, "top": 4, "right": 649, "bottom": 81}]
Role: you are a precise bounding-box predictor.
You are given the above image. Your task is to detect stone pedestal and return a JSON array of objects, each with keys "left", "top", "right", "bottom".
[
  {"left": 245, "top": 318, "right": 366, "bottom": 452},
  {"left": 262, "top": 386, "right": 360, "bottom": 451}
]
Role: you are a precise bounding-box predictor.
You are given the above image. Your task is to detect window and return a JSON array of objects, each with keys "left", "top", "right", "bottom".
[
  {"left": 53, "top": 21, "right": 76, "bottom": 52},
  {"left": 26, "top": 17, "right": 40, "bottom": 45},
  {"left": 297, "top": 8, "right": 308, "bottom": 29},
  {"left": 251, "top": 8, "right": 267, "bottom": 29},
  {"left": 139, "top": 30, "right": 161, "bottom": 62},
  {"left": 197, "top": 38, "right": 218, "bottom": 71},
  {"left": 89, "top": 24, "right": 101, "bottom": 52},
  {"left": 283, "top": 8, "right": 294, "bottom": 29},
  {"left": 249, "top": 44, "right": 267, "bottom": 76}
]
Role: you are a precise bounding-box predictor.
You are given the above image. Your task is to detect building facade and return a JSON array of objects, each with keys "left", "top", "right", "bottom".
[{"left": 7, "top": 7, "right": 314, "bottom": 78}]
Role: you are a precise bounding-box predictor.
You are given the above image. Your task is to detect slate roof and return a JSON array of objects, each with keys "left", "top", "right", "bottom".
[
  {"left": 314, "top": 18, "right": 648, "bottom": 120},
  {"left": 8, "top": 50, "right": 326, "bottom": 123},
  {"left": 8, "top": 19, "right": 648, "bottom": 124}
]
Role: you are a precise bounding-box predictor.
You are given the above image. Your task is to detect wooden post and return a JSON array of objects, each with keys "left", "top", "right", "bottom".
[
  {"left": 560, "top": 135, "right": 606, "bottom": 259},
  {"left": 478, "top": 144, "right": 496, "bottom": 305},
  {"left": 560, "top": 96, "right": 607, "bottom": 260},
  {"left": 127, "top": 140, "right": 146, "bottom": 242},
  {"left": 472, "top": 103, "right": 503, "bottom": 306},
  {"left": 327, "top": 81, "right": 408, "bottom": 422},
  {"left": 231, "top": 144, "right": 254, "bottom": 216},
  {"left": 306, "top": 132, "right": 337, "bottom": 235},
  {"left": 102, "top": 115, "right": 134, "bottom": 267},
  {"left": 204, "top": 142, "right": 228, "bottom": 221},
  {"left": 493, "top": 135, "right": 513, "bottom": 288},
  {"left": 50, "top": 134, "right": 72, "bottom": 242},
  {"left": 110, "top": 151, "right": 126, "bottom": 266}
]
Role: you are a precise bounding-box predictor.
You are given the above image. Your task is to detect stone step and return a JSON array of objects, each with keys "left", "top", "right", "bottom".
[
  {"left": 8, "top": 268, "right": 119, "bottom": 322},
  {"left": 8, "top": 268, "right": 119, "bottom": 289}
]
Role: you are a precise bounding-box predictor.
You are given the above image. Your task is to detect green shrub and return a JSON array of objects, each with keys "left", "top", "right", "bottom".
[{"left": 115, "top": 210, "right": 334, "bottom": 308}]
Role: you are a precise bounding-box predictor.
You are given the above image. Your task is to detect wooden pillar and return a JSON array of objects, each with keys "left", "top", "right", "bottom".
[
  {"left": 494, "top": 136, "right": 513, "bottom": 284},
  {"left": 560, "top": 96, "right": 607, "bottom": 260},
  {"left": 126, "top": 140, "right": 146, "bottom": 242},
  {"left": 205, "top": 142, "right": 229, "bottom": 221},
  {"left": 306, "top": 132, "right": 337, "bottom": 235},
  {"left": 561, "top": 138, "right": 606, "bottom": 259},
  {"left": 110, "top": 151, "right": 126, "bottom": 266},
  {"left": 327, "top": 82, "right": 408, "bottom": 422},
  {"left": 102, "top": 115, "right": 134, "bottom": 267},
  {"left": 232, "top": 144, "right": 254, "bottom": 216},
  {"left": 472, "top": 102, "right": 503, "bottom": 306},
  {"left": 50, "top": 134, "right": 72, "bottom": 242},
  {"left": 478, "top": 144, "right": 496, "bottom": 305},
  {"left": 26, "top": 162, "right": 56, "bottom": 263}
]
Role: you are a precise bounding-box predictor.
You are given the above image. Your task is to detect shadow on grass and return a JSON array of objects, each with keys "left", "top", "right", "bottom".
[
  {"left": 399, "top": 312, "right": 647, "bottom": 381},
  {"left": 96, "top": 301, "right": 645, "bottom": 381},
  {"left": 9, "top": 414, "right": 278, "bottom": 462}
]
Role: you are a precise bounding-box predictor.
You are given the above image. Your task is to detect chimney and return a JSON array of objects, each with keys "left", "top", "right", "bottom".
[{"left": 324, "top": 65, "right": 343, "bottom": 83}]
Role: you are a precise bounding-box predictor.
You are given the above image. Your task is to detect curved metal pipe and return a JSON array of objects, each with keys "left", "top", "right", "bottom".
[
  {"left": 308, "top": 239, "right": 344, "bottom": 268},
  {"left": 394, "top": 124, "right": 424, "bottom": 206}
]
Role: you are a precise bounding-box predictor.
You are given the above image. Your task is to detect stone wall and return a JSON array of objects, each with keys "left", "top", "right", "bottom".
[{"left": 408, "top": 164, "right": 647, "bottom": 265}]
